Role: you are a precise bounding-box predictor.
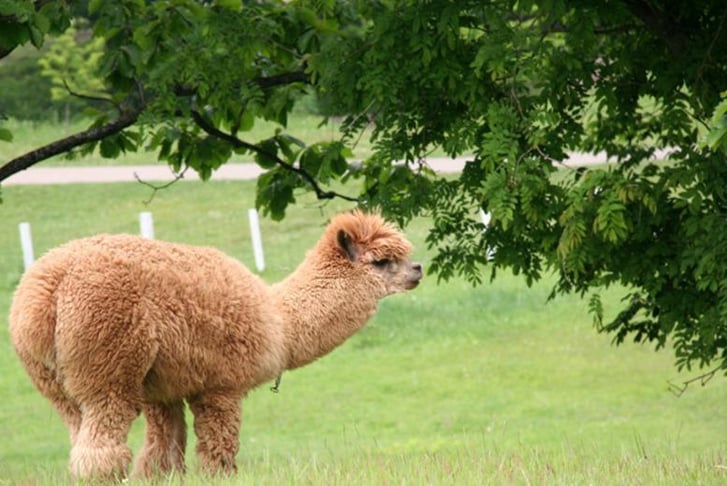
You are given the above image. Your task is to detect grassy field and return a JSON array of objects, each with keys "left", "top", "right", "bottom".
[{"left": 0, "top": 179, "right": 725, "bottom": 484}]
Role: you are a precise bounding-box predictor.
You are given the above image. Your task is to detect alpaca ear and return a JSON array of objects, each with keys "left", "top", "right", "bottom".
[{"left": 337, "top": 230, "right": 358, "bottom": 261}]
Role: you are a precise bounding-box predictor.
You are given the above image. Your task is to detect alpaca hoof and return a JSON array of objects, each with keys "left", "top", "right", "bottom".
[
  {"left": 198, "top": 456, "right": 237, "bottom": 476},
  {"left": 132, "top": 451, "right": 186, "bottom": 480},
  {"left": 69, "top": 444, "right": 132, "bottom": 481}
]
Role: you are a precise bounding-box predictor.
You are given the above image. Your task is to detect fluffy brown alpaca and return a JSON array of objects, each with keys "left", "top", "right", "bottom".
[{"left": 8, "top": 210, "right": 422, "bottom": 481}]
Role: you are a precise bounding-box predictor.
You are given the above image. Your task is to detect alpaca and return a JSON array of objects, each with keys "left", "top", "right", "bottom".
[{"left": 8, "top": 210, "right": 422, "bottom": 480}]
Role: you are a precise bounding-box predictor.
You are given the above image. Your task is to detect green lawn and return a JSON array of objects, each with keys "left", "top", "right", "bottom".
[{"left": 0, "top": 180, "right": 725, "bottom": 484}]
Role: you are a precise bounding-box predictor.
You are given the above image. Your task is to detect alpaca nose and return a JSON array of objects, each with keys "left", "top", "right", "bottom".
[{"left": 405, "top": 262, "right": 424, "bottom": 290}]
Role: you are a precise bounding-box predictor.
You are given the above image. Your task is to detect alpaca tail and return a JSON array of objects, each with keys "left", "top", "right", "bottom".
[{"left": 9, "top": 256, "right": 64, "bottom": 374}]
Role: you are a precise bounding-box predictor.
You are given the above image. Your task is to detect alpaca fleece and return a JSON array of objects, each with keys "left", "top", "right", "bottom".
[{"left": 9, "top": 211, "right": 422, "bottom": 480}]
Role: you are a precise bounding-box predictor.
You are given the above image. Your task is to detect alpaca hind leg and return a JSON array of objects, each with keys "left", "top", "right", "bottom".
[
  {"left": 15, "top": 350, "right": 82, "bottom": 445},
  {"left": 69, "top": 395, "right": 139, "bottom": 481},
  {"left": 189, "top": 392, "right": 243, "bottom": 475},
  {"left": 132, "top": 401, "right": 187, "bottom": 479}
]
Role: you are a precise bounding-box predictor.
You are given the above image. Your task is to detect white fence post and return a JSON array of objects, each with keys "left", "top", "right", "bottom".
[
  {"left": 479, "top": 209, "right": 495, "bottom": 261},
  {"left": 139, "top": 212, "right": 155, "bottom": 239},
  {"left": 248, "top": 208, "right": 265, "bottom": 272},
  {"left": 479, "top": 209, "right": 491, "bottom": 228},
  {"left": 19, "top": 222, "right": 35, "bottom": 271}
]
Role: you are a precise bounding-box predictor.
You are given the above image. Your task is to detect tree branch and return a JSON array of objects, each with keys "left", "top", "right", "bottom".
[
  {"left": 63, "top": 79, "right": 118, "bottom": 109},
  {"left": 0, "top": 69, "right": 308, "bottom": 184},
  {"left": 190, "top": 110, "right": 358, "bottom": 202},
  {"left": 0, "top": 106, "right": 142, "bottom": 183},
  {"left": 134, "top": 166, "right": 189, "bottom": 205},
  {"left": 255, "top": 70, "right": 309, "bottom": 89},
  {"left": 667, "top": 365, "right": 723, "bottom": 397}
]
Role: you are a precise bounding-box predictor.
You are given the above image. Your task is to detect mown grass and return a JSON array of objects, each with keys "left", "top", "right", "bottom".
[{"left": 0, "top": 179, "right": 725, "bottom": 484}]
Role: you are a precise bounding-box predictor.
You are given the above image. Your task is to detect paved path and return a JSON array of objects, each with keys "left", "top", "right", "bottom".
[
  {"left": 3, "top": 162, "right": 264, "bottom": 186},
  {"left": 5, "top": 157, "right": 470, "bottom": 185},
  {"left": 2, "top": 150, "right": 673, "bottom": 186}
]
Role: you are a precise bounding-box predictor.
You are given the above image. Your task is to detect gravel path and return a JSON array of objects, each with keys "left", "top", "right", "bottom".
[{"left": 3, "top": 150, "right": 672, "bottom": 186}]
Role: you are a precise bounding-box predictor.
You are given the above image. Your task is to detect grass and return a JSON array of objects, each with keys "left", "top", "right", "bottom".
[{"left": 0, "top": 179, "right": 725, "bottom": 484}]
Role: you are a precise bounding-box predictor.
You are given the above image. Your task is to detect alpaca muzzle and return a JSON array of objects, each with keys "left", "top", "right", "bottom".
[{"left": 407, "top": 262, "right": 423, "bottom": 289}]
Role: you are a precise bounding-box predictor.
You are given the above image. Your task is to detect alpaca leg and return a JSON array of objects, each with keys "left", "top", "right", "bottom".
[
  {"left": 15, "top": 350, "right": 82, "bottom": 445},
  {"left": 189, "top": 392, "right": 243, "bottom": 475},
  {"left": 69, "top": 395, "right": 139, "bottom": 481},
  {"left": 132, "top": 401, "right": 187, "bottom": 479}
]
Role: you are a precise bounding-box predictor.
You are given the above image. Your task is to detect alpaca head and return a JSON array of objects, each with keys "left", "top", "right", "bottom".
[
  {"left": 274, "top": 210, "right": 423, "bottom": 370},
  {"left": 326, "top": 210, "right": 423, "bottom": 296}
]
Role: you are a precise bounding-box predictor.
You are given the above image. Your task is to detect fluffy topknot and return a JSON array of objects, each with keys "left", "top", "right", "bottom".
[{"left": 325, "top": 210, "right": 413, "bottom": 263}]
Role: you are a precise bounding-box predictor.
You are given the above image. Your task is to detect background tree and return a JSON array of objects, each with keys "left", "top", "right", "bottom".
[
  {"left": 0, "top": 0, "right": 73, "bottom": 125},
  {"left": 37, "top": 20, "right": 106, "bottom": 124},
  {"left": 0, "top": 0, "right": 726, "bottom": 379},
  {"left": 0, "top": 43, "right": 57, "bottom": 121}
]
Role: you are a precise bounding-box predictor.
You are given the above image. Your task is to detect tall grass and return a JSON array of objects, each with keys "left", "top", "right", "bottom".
[{"left": 0, "top": 180, "right": 725, "bottom": 484}]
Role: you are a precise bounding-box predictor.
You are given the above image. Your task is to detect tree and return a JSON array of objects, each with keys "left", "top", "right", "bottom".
[
  {"left": 0, "top": 44, "right": 59, "bottom": 121},
  {"left": 37, "top": 21, "right": 106, "bottom": 124},
  {"left": 0, "top": 0, "right": 726, "bottom": 379}
]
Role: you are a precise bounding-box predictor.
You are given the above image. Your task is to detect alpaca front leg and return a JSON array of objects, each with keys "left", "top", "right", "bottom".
[
  {"left": 189, "top": 392, "right": 243, "bottom": 475},
  {"left": 132, "top": 401, "right": 187, "bottom": 479}
]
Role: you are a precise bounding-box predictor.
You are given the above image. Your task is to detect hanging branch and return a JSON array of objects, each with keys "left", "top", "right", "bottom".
[
  {"left": 134, "top": 166, "right": 190, "bottom": 205},
  {"left": 667, "top": 365, "right": 723, "bottom": 397},
  {"left": 190, "top": 110, "right": 359, "bottom": 202},
  {"left": 0, "top": 69, "right": 308, "bottom": 184},
  {"left": 62, "top": 80, "right": 118, "bottom": 109},
  {"left": 0, "top": 106, "right": 143, "bottom": 183}
]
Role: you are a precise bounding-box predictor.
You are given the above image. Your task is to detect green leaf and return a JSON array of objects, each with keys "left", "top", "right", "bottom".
[
  {"left": 215, "top": 0, "right": 241, "bottom": 9},
  {"left": 0, "top": 128, "right": 13, "bottom": 142},
  {"left": 255, "top": 139, "right": 280, "bottom": 169},
  {"left": 330, "top": 152, "right": 348, "bottom": 176},
  {"left": 88, "top": 0, "right": 105, "bottom": 15},
  {"left": 593, "top": 200, "right": 628, "bottom": 243},
  {"left": 28, "top": 25, "right": 44, "bottom": 47},
  {"left": 256, "top": 170, "right": 296, "bottom": 221},
  {"left": 300, "top": 147, "right": 323, "bottom": 176},
  {"left": 275, "top": 133, "right": 304, "bottom": 162},
  {"left": 588, "top": 293, "right": 604, "bottom": 329},
  {"left": 237, "top": 110, "right": 255, "bottom": 132},
  {"left": 99, "top": 138, "right": 121, "bottom": 158},
  {"left": 34, "top": 10, "right": 51, "bottom": 34},
  {"left": 0, "top": 24, "right": 30, "bottom": 50}
]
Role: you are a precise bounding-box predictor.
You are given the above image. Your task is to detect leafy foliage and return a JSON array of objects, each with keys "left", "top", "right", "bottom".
[
  {"left": 37, "top": 21, "right": 105, "bottom": 104},
  {"left": 312, "top": 0, "right": 727, "bottom": 376},
  {"left": 0, "top": 45, "right": 59, "bottom": 120},
  {"left": 1, "top": 0, "right": 726, "bottom": 376},
  {"left": 0, "top": 0, "right": 71, "bottom": 54}
]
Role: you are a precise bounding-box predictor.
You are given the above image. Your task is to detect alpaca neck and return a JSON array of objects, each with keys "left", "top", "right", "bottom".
[{"left": 272, "top": 255, "right": 379, "bottom": 370}]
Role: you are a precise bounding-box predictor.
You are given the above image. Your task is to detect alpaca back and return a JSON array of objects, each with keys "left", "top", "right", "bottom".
[{"left": 10, "top": 234, "right": 285, "bottom": 402}]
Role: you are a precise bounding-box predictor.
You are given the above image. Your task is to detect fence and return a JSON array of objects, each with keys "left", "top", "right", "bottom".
[{"left": 16, "top": 209, "right": 266, "bottom": 273}]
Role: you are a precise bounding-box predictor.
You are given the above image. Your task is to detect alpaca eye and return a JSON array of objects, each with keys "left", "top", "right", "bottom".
[{"left": 373, "top": 259, "right": 390, "bottom": 268}]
